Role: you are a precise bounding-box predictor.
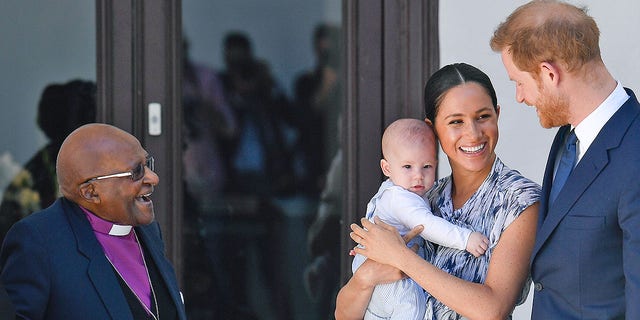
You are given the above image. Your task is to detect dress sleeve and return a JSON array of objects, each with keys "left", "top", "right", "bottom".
[
  {"left": 498, "top": 178, "right": 541, "bottom": 234},
  {"left": 489, "top": 171, "right": 541, "bottom": 245}
]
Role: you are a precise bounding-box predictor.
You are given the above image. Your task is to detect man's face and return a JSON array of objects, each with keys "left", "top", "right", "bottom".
[
  {"left": 500, "top": 49, "right": 569, "bottom": 128},
  {"left": 87, "top": 137, "right": 159, "bottom": 226}
]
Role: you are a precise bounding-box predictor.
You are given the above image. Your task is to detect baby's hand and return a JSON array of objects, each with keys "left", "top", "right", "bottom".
[{"left": 466, "top": 232, "right": 489, "bottom": 258}]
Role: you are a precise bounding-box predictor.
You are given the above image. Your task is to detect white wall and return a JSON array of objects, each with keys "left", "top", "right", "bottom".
[{"left": 439, "top": 1, "right": 640, "bottom": 319}]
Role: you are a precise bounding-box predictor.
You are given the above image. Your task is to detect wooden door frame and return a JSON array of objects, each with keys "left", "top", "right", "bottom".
[
  {"left": 341, "top": 0, "right": 439, "bottom": 282},
  {"left": 96, "top": 0, "right": 184, "bottom": 278}
]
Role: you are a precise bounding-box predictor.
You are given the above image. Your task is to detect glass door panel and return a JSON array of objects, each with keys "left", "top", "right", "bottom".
[{"left": 181, "top": 1, "right": 343, "bottom": 319}]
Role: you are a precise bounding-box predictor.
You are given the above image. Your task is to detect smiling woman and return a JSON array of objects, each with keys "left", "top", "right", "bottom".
[
  {"left": 432, "top": 82, "right": 499, "bottom": 183},
  {"left": 335, "top": 63, "right": 540, "bottom": 320}
]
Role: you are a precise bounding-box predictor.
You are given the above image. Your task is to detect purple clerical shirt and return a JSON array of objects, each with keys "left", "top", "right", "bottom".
[{"left": 81, "top": 206, "right": 152, "bottom": 311}]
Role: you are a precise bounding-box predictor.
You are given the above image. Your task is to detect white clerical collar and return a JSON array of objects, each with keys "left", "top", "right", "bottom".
[
  {"left": 80, "top": 206, "right": 133, "bottom": 237},
  {"left": 108, "top": 224, "right": 133, "bottom": 236}
]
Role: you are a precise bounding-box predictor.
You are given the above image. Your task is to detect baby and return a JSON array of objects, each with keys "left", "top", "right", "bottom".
[{"left": 351, "top": 118, "right": 489, "bottom": 320}]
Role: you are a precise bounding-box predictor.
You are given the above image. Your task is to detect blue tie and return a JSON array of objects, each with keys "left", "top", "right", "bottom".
[{"left": 549, "top": 130, "right": 577, "bottom": 204}]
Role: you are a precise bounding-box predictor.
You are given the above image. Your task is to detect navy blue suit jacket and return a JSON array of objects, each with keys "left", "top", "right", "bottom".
[
  {"left": 0, "top": 198, "right": 187, "bottom": 320},
  {"left": 531, "top": 88, "right": 640, "bottom": 319}
]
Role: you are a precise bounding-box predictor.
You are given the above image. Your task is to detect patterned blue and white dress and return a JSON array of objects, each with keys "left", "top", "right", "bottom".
[{"left": 423, "top": 157, "right": 541, "bottom": 320}]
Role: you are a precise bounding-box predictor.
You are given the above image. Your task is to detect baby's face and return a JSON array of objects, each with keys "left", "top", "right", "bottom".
[{"left": 382, "top": 144, "right": 437, "bottom": 196}]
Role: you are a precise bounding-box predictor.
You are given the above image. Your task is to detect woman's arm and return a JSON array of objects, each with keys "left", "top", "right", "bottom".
[
  {"left": 334, "top": 259, "right": 393, "bottom": 320},
  {"left": 352, "top": 203, "right": 539, "bottom": 320},
  {"left": 335, "top": 224, "right": 424, "bottom": 320}
]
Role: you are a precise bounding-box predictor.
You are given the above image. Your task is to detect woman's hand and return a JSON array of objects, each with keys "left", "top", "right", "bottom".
[
  {"left": 350, "top": 216, "right": 423, "bottom": 268},
  {"left": 335, "top": 219, "right": 423, "bottom": 320}
]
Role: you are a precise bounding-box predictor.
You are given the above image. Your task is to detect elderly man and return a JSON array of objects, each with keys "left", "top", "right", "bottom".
[{"left": 0, "top": 123, "right": 186, "bottom": 319}]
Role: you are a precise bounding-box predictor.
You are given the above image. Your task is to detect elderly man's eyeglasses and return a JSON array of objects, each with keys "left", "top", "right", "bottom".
[{"left": 83, "top": 156, "right": 154, "bottom": 183}]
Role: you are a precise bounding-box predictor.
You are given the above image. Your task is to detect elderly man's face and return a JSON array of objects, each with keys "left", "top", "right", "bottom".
[
  {"left": 76, "top": 127, "right": 159, "bottom": 226},
  {"left": 58, "top": 124, "right": 160, "bottom": 226},
  {"left": 92, "top": 153, "right": 159, "bottom": 226}
]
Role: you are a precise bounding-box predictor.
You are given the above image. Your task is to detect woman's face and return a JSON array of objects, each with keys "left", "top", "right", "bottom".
[{"left": 433, "top": 82, "right": 499, "bottom": 175}]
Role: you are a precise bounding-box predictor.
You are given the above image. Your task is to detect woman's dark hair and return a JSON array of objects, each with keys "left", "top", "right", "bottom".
[{"left": 423, "top": 63, "right": 497, "bottom": 124}]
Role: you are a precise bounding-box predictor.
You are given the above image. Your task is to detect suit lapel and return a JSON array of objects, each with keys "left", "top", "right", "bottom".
[
  {"left": 532, "top": 90, "right": 640, "bottom": 259},
  {"left": 137, "top": 224, "right": 186, "bottom": 319},
  {"left": 63, "top": 199, "right": 132, "bottom": 320}
]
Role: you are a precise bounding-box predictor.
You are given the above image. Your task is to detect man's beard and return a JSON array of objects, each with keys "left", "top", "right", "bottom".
[{"left": 535, "top": 84, "right": 571, "bottom": 128}]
